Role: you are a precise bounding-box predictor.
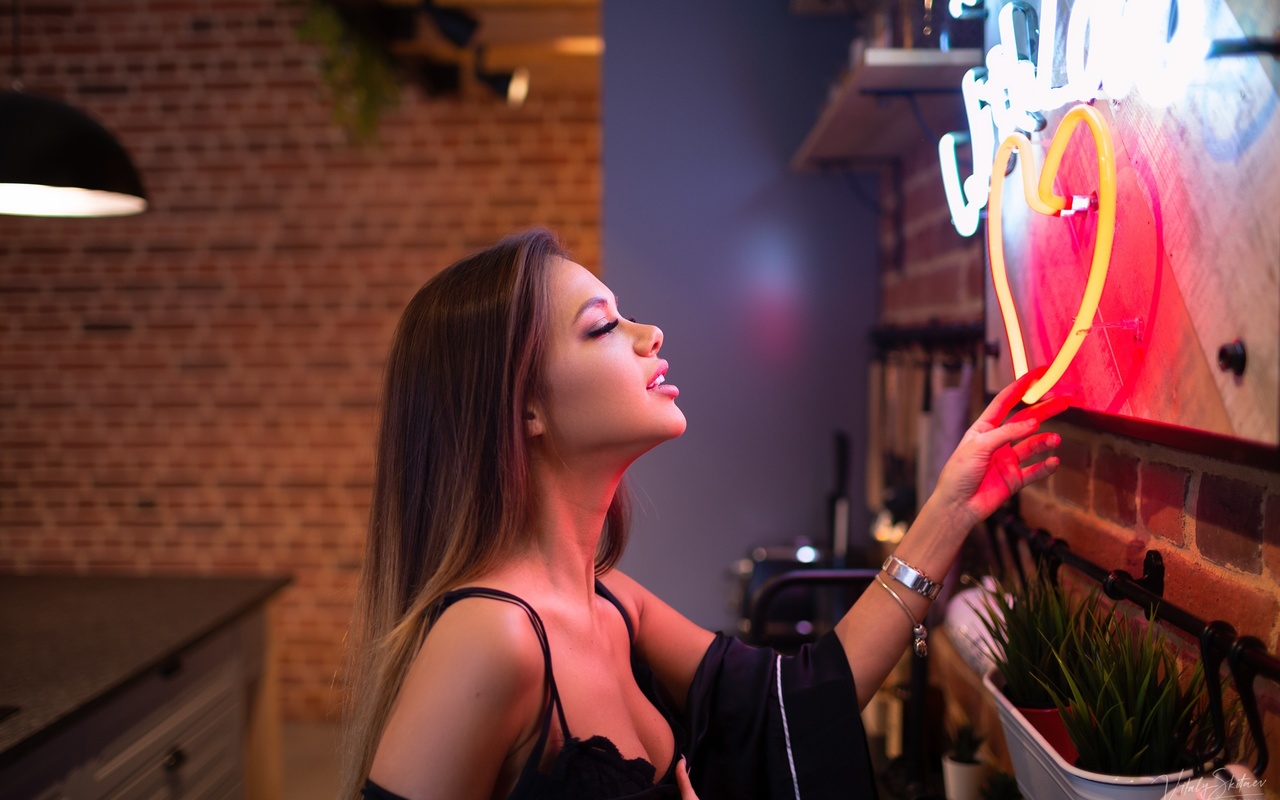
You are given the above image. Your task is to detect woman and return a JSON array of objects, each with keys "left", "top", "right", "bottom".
[{"left": 342, "top": 229, "right": 1066, "bottom": 800}]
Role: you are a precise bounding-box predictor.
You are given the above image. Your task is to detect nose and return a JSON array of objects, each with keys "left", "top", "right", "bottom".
[{"left": 633, "top": 322, "right": 662, "bottom": 356}]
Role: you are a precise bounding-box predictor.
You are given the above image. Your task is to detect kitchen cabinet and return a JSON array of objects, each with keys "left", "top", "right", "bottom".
[{"left": 0, "top": 575, "right": 289, "bottom": 800}]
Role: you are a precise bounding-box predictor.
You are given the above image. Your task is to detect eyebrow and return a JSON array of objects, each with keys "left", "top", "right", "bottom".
[{"left": 573, "top": 294, "right": 618, "bottom": 321}]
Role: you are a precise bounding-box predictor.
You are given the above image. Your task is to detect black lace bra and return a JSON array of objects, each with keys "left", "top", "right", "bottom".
[{"left": 362, "top": 583, "right": 681, "bottom": 800}]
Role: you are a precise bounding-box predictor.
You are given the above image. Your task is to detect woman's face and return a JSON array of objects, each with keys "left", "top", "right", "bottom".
[{"left": 532, "top": 258, "right": 686, "bottom": 463}]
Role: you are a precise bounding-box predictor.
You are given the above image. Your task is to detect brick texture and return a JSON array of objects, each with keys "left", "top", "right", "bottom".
[
  {"left": 1139, "top": 461, "right": 1190, "bottom": 545},
  {"left": 1056, "top": 509, "right": 1152, "bottom": 578},
  {"left": 877, "top": 152, "right": 984, "bottom": 325},
  {"left": 1093, "top": 445, "right": 1138, "bottom": 526},
  {"left": 1197, "top": 474, "right": 1265, "bottom": 574},
  {"left": 1156, "top": 546, "right": 1279, "bottom": 645},
  {"left": 1050, "top": 435, "right": 1092, "bottom": 510},
  {"left": 0, "top": 0, "right": 599, "bottom": 721}
]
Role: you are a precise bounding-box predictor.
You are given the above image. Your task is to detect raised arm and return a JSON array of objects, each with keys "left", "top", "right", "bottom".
[
  {"left": 605, "top": 369, "right": 1065, "bottom": 714},
  {"left": 367, "top": 600, "right": 547, "bottom": 800},
  {"left": 835, "top": 366, "right": 1069, "bottom": 707}
]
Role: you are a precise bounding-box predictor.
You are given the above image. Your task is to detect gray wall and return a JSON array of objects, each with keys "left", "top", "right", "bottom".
[{"left": 602, "top": 1, "right": 880, "bottom": 632}]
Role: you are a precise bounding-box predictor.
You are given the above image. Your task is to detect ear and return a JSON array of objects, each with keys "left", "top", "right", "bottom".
[{"left": 524, "top": 405, "right": 546, "bottom": 438}]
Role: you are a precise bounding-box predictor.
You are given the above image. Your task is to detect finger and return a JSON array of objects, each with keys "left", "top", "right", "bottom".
[
  {"left": 1005, "top": 395, "right": 1071, "bottom": 427},
  {"left": 676, "top": 757, "right": 699, "bottom": 800},
  {"left": 1011, "top": 431, "right": 1062, "bottom": 464},
  {"left": 1020, "top": 455, "right": 1060, "bottom": 486},
  {"left": 974, "top": 416, "right": 1042, "bottom": 454},
  {"left": 976, "top": 366, "right": 1051, "bottom": 427}
]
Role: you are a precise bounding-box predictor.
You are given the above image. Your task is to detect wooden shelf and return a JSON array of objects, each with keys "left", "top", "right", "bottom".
[{"left": 792, "top": 47, "right": 982, "bottom": 170}]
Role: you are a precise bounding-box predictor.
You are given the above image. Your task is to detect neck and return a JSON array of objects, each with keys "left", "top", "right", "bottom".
[{"left": 522, "top": 452, "right": 627, "bottom": 606}]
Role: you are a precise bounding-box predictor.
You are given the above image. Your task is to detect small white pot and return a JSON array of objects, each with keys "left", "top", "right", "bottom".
[{"left": 942, "top": 756, "right": 988, "bottom": 800}]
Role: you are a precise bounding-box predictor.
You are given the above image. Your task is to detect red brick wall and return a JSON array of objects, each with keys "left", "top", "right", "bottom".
[
  {"left": 0, "top": 0, "right": 599, "bottom": 720},
  {"left": 878, "top": 159, "right": 984, "bottom": 325},
  {"left": 881, "top": 124, "right": 1280, "bottom": 790}
]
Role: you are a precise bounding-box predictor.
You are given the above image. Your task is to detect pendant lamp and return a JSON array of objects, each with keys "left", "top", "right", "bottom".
[{"left": 0, "top": 1, "right": 147, "bottom": 217}]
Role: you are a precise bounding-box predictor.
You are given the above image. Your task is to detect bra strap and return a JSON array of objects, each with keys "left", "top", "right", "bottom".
[
  {"left": 435, "top": 588, "right": 571, "bottom": 777},
  {"left": 594, "top": 579, "right": 635, "bottom": 644}
]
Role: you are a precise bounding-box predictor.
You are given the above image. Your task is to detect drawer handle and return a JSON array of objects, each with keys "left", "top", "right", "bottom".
[{"left": 163, "top": 748, "right": 187, "bottom": 772}]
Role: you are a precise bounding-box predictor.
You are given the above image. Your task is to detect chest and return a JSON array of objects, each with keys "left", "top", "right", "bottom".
[{"left": 542, "top": 619, "right": 675, "bottom": 770}]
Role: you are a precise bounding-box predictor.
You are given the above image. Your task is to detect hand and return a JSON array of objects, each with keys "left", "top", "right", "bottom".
[
  {"left": 932, "top": 367, "right": 1069, "bottom": 527},
  {"left": 676, "top": 758, "right": 700, "bottom": 799}
]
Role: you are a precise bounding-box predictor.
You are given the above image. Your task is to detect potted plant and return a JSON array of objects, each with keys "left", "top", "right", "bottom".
[
  {"left": 1049, "top": 608, "right": 1208, "bottom": 779},
  {"left": 984, "top": 604, "right": 1212, "bottom": 800},
  {"left": 973, "top": 567, "right": 1100, "bottom": 763},
  {"left": 942, "top": 723, "right": 989, "bottom": 800}
]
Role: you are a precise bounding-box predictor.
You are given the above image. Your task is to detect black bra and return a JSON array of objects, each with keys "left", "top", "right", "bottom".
[{"left": 363, "top": 583, "right": 680, "bottom": 800}]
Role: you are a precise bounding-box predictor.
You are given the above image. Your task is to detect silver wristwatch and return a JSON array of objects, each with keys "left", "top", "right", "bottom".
[{"left": 881, "top": 555, "right": 941, "bottom": 600}]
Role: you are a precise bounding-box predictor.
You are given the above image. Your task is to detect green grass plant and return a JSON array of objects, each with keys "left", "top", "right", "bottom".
[
  {"left": 974, "top": 567, "right": 1102, "bottom": 709},
  {"left": 1043, "top": 607, "right": 1208, "bottom": 776}
]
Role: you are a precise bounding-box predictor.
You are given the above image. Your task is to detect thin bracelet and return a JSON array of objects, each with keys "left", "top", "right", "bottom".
[{"left": 875, "top": 574, "right": 928, "bottom": 657}]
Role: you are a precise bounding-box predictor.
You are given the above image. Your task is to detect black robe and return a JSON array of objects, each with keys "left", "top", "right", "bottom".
[{"left": 634, "top": 629, "right": 879, "bottom": 799}]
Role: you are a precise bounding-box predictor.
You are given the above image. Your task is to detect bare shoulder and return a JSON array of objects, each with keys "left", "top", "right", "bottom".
[
  {"left": 415, "top": 595, "right": 547, "bottom": 693},
  {"left": 599, "top": 569, "right": 709, "bottom": 641},
  {"left": 369, "top": 596, "right": 546, "bottom": 800},
  {"left": 597, "top": 569, "right": 645, "bottom": 621},
  {"left": 598, "top": 569, "right": 714, "bottom": 714}
]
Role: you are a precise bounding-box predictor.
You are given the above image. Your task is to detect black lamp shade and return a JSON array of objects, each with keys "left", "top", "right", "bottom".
[
  {"left": 0, "top": 91, "right": 148, "bottom": 217},
  {"left": 476, "top": 66, "right": 529, "bottom": 107},
  {"left": 424, "top": 2, "right": 478, "bottom": 48}
]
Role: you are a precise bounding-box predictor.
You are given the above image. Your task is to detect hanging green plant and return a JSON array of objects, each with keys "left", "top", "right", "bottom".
[
  {"left": 1042, "top": 607, "right": 1210, "bottom": 777},
  {"left": 973, "top": 567, "right": 1103, "bottom": 709},
  {"left": 295, "top": 0, "right": 401, "bottom": 146}
]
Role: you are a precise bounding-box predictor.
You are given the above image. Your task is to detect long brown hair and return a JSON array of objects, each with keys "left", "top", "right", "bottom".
[{"left": 339, "top": 229, "right": 630, "bottom": 798}]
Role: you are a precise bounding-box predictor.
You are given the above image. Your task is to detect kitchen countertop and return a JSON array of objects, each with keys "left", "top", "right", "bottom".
[{"left": 0, "top": 573, "right": 290, "bottom": 768}]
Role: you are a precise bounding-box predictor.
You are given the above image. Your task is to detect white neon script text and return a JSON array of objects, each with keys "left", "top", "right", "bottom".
[{"left": 939, "top": 0, "right": 1208, "bottom": 236}]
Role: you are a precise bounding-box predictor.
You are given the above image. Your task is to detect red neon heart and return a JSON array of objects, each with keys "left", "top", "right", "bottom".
[{"left": 987, "top": 104, "right": 1118, "bottom": 404}]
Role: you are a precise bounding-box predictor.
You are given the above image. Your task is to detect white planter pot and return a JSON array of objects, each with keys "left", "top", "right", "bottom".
[
  {"left": 942, "top": 756, "right": 988, "bottom": 800},
  {"left": 982, "top": 668, "right": 1196, "bottom": 800}
]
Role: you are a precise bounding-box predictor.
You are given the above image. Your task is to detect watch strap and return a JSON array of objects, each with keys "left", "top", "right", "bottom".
[{"left": 881, "top": 554, "right": 941, "bottom": 601}]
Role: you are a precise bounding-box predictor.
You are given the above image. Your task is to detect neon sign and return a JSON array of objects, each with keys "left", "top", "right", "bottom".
[
  {"left": 939, "top": 0, "right": 1207, "bottom": 236},
  {"left": 987, "top": 104, "right": 1117, "bottom": 403}
]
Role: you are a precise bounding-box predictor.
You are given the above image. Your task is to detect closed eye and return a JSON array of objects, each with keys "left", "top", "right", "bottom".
[{"left": 588, "top": 319, "right": 620, "bottom": 338}]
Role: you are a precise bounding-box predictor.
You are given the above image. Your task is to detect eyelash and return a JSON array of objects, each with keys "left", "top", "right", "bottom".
[
  {"left": 589, "top": 320, "right": 619, "bottom": 337},
  {"left": 588, "top": 317, "right": 637, "bottom": 338}
]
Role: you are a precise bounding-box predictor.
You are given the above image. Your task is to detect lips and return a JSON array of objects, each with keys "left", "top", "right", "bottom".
[{"left": 646, "top": 360, "right": 669, "bottom": 390}]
